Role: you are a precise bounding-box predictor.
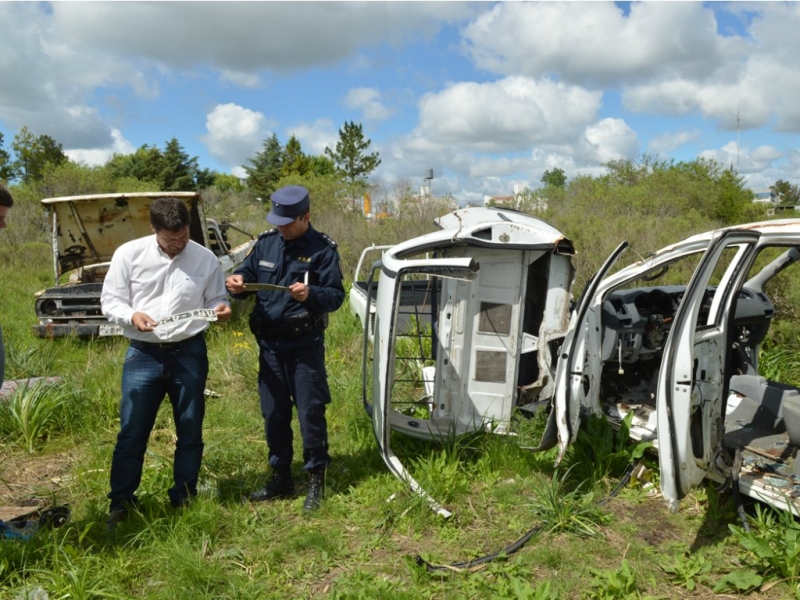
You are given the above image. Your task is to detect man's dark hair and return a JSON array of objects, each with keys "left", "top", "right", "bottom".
[
  {"left": 0, "top": 184, "right": 14, "bottom": 208},
  {"left": 150, "top": 197, "right": 190, "bottom": 232}
]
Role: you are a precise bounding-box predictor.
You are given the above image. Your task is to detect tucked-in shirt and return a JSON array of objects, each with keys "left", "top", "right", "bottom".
[{"left": 101, "top": 235, "right": 229, "bottom": 342}]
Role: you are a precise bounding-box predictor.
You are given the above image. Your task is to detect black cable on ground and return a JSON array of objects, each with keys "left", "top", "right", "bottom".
[
  {"left": 414, "top": 460, "right": 639, "bottom": 573},
  {"left": 414, "top": 523, "right": 545, "bottom": 573}
]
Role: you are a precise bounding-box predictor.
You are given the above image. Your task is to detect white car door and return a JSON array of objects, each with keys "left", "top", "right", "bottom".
[
  {"left": 657, "top": 230, "right": 761, "bottom": 511},
  {"left": 537, "top": 241, "right": 628, "bottom": 458}
]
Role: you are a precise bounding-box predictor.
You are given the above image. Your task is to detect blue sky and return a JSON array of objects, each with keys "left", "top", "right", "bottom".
[{"left": 1, "top": 1, "right": 799, "bottom": 206}]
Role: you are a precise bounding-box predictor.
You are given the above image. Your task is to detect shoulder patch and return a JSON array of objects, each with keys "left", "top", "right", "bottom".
[
  {"left": 317, "top": 230, "right": 338, "bottom": 249},
  {"left": 258, "top": 229, "right": 279, "bottom": 239}
]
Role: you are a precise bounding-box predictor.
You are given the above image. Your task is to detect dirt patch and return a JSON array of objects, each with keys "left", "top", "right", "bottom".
[
  {"left": 601, "top": 493, "right": 688, "bottom": 549},
  {"left": 0, "top": 448, "right": 78, "bottom": 507}
]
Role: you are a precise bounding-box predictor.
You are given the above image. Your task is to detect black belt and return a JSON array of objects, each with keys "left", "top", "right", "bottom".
[
  {"left": 249, "top": 311, "right": 328, "bottom": 341},
  {"left": 129, "top": 334, "right": 202, "bottom": 350}
]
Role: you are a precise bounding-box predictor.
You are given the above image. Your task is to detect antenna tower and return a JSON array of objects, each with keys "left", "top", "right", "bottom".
[{"left": 737, "top": 104, "right": 741, "bottom": 171}]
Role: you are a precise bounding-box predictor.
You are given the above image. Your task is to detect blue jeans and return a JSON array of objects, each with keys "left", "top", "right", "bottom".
[{"left": 108, "top": 335, "right": 208, "bottom": 510}]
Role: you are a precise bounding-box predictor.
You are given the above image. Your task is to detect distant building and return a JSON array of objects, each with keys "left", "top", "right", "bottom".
[
  {"left": 483, "top": 184, "right": 547, "bottom": 211},
  {"left": 484, "top": 194, "right": 516, "bottom": 208},
  {"left": 752, "top": 189, "right": 777, "bottom": 204}
]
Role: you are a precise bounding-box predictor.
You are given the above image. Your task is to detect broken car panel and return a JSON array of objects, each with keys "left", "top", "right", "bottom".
[
  {"left": 358, "top": 206, "right": 575, "bottom": 515},
  {"left": 33, "top": 192, "right": 255, "bottom": 339}
]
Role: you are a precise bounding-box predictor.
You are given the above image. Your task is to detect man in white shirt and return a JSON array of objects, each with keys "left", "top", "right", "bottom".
[{"left": 101, "top": 197, "right": 231, "bottom": 531}]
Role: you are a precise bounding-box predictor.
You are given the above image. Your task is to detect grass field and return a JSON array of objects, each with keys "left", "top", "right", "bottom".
[{"left": 1, "top": 242, "right": 799, "bottom": 599}]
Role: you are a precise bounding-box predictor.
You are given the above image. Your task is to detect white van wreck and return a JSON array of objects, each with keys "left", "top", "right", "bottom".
[{"left": 355, "top": 207, "right": 575, "bottom": 517}]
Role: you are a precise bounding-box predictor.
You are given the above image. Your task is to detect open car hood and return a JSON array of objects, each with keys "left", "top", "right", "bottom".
[{"left": 41, "top": 192, "right": 207, "bottom": 277}]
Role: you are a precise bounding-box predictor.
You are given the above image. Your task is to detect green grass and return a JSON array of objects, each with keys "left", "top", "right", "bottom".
[{"left": 3, "top": 249, "right": 800, "bottom": 599}]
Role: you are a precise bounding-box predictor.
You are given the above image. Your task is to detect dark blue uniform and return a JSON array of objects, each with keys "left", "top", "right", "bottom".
[{"left": 232, "top": 225, "right": 345, "bottom": 471}]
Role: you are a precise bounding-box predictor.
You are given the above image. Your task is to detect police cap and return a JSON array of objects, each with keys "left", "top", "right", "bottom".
[{"left": 267, "top": 185, "right": 310, "bottom": 226}]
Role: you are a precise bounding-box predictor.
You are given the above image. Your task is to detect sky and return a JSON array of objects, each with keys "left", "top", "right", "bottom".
[{"left": 2, "top": 1, "right": 799, "bottom": 206}]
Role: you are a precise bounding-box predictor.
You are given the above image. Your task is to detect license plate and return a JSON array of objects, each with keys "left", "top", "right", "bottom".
[{"left": 98, "top": 325, "right": 123, "bottom": 337}]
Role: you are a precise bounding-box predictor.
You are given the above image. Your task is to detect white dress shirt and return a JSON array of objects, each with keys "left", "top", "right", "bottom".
[{"left": 101, "top": 235, "right": 229, "bottom": 342}]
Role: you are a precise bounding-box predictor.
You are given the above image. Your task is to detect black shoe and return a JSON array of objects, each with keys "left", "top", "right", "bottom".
[
  {"left": 171, "top": 496, "right": 192, "bottom": 510},
  {"left": 303, "top": 467, "right": 325, "bottom": 512},
  {"left": 105, "top": 508, "right": 128, "bottom": 533},
  {"left": 249, "top": 468, "right": 295, "bottom": 502}
]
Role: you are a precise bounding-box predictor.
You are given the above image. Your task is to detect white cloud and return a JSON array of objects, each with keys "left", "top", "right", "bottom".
[
  {"left": 201, "top": 103, "right": 272, "bottom": 169},
  {"left": 375, "top": 112, "right": 638, "bottom": 203},
  {"left": 648, "top": 130, "right": 701, "bottom": 155},
  {"left": 580, "top": 118, "right": 639, "bottom": 164},
  {"left": 344, "top": 88, "right": 395, "bottom": 122},
  {"left": 48, "top": 2, "right": 476, "bottom": 73},
  {"left": 699, "top": 141, "right": 781, "bottom": 175},
  {"left": 622, "top": 70, "right": 774, "bottom": 130},
  {"left": 462, "top": 2, "right": 727, "bottom": 86},
  {"left": 65, "top": 129, "right": 135, "bottom": 166},
  {"left": 418, "top": 77, "right": 602, "bottom": 151},
  {"left": 0, "top": 3, "right": 149, "bottom": 150},
  {"left": 286, "top": 119, "right": 338, "bottom": 156},
  {"left": 0, "top": 2, "right": 473, "bottom": 160},
  {"left": 461, "top": 2, "right": 800, "bottom": 140},
  {"left": 219, "top": 70, "right": 261, "bottom": 89}
]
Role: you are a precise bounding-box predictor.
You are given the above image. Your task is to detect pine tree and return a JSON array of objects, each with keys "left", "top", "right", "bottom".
[
  {"left": 280, "top": 135, "right": 310, "bottom": 178},
  {"left": 324, "top": 121, "right": 381, "bottom": 191},
  {"left": 161, "top": 137, "right": 199, "bottom": 191},
  {"left": 106, "top": 145, "right": 165, "bottom": 183},
  {"left": 244, "top": 134, "right": 283, "bottom": 200}
]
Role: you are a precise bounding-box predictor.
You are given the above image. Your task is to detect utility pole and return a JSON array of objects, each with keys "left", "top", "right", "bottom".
[{"left": 737, "top": 104, "right": 741, "bottom": 172}]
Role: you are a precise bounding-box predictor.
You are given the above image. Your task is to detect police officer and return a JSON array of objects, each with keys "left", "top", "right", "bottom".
[{"left": 226, "top": 185, "right": 345, "bottom": 511}]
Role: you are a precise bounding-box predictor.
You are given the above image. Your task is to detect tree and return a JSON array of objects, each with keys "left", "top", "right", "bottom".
[
  {"left": 280, "top": 135, "right": 310, "bottom": 179},
  {"left": 0, "top": 132, "right": 14, "bottom": 182},
  {"left": 161, "top": 137, "right": 199, "bottom": 191},
  {"left": 603, "top": 154, "right": 667, "bottom": 187},
  {"left": 12, "top": 126, "right": 69, "bottom": 184},
  {"left": 770, "top": 179, "right": 800, "bottom": 205},
  {"left": 541, "top": 167, "right": 567, "bottom": 188},
  {"left": 308, "top": 155, "right": 336, "bottom": 177},
  {"left": 212, "top": 173, "right": 245, "bottom": 193},
  {"left": 104, "top": 138, "right": 204, "bottom": 191},
  {"left": 106, "top": 144, "right": 165, "bottom": 183},
  {"left": 324, "top": 121, "right": 381, "bottom": 190},
  {"left": 195, "top": 167, "right": 217, "bottom": 190},
  {"left": 713, "top": 167, "right": 753, "bottom": 223},
  {"left": 244, "top": 134, "right": 283, "bottom": 200}
]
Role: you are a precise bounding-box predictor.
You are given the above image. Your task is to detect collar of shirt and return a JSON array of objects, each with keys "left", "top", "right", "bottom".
[{"left": 282, "top": 226, "right": 314, "bottom": 251}]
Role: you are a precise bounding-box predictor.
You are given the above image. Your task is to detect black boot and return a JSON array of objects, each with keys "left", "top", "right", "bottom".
[
  {"left": 303, "top": 467, "right": 325, "bottom": 512},
  {"left": 249, "top": 467, "right": 295, "bottom": 502}
]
